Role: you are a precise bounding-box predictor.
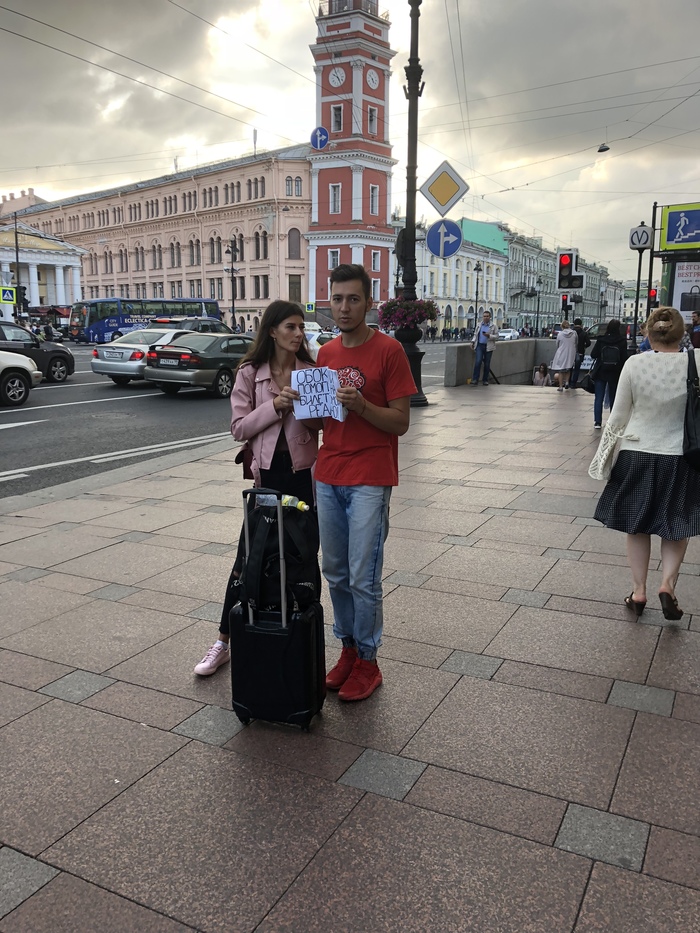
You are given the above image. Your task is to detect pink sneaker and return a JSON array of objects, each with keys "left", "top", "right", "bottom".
[{"left": 194, "top": 643, "right": 230, "bottom": 676}]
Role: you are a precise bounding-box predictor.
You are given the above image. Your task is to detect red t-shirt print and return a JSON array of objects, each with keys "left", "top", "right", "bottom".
[{"left": 336, "top": 365, "right": 365, "bottom": 391}]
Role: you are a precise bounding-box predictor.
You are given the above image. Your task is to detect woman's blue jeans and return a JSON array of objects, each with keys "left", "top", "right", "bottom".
[
  {"left": 594, "top": 377, "right": 618, "bottom": 424},
  {"left": 316, "top": 481, "right": 391, "bottom": 660}
]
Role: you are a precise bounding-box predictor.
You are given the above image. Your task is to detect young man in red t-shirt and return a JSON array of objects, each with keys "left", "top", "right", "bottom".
[{"left": 315, "top": 264, "right": 416, "bottom": 701}]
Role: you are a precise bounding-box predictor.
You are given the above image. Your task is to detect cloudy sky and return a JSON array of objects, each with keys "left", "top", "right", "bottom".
[{"left": 1, "top": 0, "right": 698, "bottom": 281}]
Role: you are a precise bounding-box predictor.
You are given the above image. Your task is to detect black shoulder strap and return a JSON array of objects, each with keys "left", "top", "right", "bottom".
[
  {"left": 284, "top": 516, "right": 316, "bottom": 567},
  {"left": 241, "top": 508, "right": 275, "bottom": 608},
  {"left": 689, "top": 348, "right": 699, "bottom": 387}
]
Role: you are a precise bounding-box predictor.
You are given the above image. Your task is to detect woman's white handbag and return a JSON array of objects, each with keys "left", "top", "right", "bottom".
[{"left": 588, "top": 424, "right": 638, "bottom": 481}]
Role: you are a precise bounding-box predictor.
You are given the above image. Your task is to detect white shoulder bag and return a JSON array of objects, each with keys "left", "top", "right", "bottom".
[{"left": 588, "top": 423, "right": 639, "bottom": 482}]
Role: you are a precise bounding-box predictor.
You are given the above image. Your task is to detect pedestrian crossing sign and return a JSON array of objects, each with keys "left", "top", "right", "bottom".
[
  {"left": 1, "top": 287, "right": 16, "bottom": 303},
  {"left": 305, "top": 302, "right": 315, "bottom": 314}
]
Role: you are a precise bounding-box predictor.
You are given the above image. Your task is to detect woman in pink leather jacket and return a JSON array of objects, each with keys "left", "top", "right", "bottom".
[{"left": 194, "top": 300, "right": 319, "bottom": 676}]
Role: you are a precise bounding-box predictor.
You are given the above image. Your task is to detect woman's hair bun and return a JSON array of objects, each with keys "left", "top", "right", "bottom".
[{"left": 651, "top": 320, "right": 671, "bottom": 331}]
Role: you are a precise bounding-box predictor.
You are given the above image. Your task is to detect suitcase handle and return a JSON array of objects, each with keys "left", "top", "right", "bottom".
[{"left": 241, "top": 488, "right": 287, "bottom": 628}]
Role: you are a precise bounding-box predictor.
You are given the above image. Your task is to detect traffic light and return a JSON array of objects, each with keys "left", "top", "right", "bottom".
[
  {"left": 561, "top": 295, "right": 572, "bottom": 314},
  {"left": 17, "top": 286, "right": 28, "bottom": 310},
  {"left": 648, "top": 288, "right": 659, "bottom": 308},
  {"left": 556, "top": 250, "right": 585, "bottom": 290}
]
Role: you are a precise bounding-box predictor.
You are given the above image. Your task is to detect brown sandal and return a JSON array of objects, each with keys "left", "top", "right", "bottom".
[
  {"left": 659, "top": 592, "right": 683, "bottom": 621},
  {"left": 624, "top": 594, "right": 646, "bottom": 617}
]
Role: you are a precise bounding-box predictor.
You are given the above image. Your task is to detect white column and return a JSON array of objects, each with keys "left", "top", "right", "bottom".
[
  {"left": 308, "top": 245, "right": 317, "bottom": 302},
  {"left": 385, "top": 171, "right": 392, "bottom": 226},
  {"left": 313, "top": 66, "right": 323, "bottom": 127},
  {"left": 1, "top": 261, "right": 11, "bottom": 285},
  {"left": 71, "top": 265, "right": 81, "bottom": 302},
  {"left": 311, "top": 169, "right": 319, "bottom": 224},
  {"left": 351, "top": 61, "right": 363, "bottom": 135},
  {"left": 28, "top": 263, "right": 40, "bottom": 307},
  {"left": 351, "top": 166, "right": 363, "bottom": 222},
  {"left": 55, "top": 265, "right": 66, "bottom": 304},
  {"left": 382, "top": 69, "right": 391, "bottom": 142}
]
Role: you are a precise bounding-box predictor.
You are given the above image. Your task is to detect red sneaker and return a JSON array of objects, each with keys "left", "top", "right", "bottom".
[
  {"left": 338, "top": 658, "right": 383, "bottom": 702},
  {"left": 326, "top": 646, "right": 358, "bottom": 690}
]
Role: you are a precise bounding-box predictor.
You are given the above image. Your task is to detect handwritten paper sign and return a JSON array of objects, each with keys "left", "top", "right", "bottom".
[{"left": 291, "top": 367, "right": 346, "bottom": 421}]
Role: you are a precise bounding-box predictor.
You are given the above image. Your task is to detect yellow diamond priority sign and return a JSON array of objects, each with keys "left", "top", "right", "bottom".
[{"left": 419, "top": 161, "right": 470, "bottom": 217}]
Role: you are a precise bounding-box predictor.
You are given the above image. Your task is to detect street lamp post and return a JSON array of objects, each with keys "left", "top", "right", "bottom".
[
  {"left": 474, "top": 261, "right": 482, "bottom": 320},
  {"left": 534, "top": 276, "right": 543, "bottom": 336},
  {"left": 225, "top": 239, "right": 239, "bottom": 328}
]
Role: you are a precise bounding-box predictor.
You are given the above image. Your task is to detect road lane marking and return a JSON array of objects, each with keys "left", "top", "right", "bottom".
[
  {"left": 0, "top": 421, "right": 47, "bottom": 430},
  {"left": 0, "top": 431, "right": 231, "bottom": 480},
  {"left": 0, "top": 392, "right": 165, "bottom": 413}
]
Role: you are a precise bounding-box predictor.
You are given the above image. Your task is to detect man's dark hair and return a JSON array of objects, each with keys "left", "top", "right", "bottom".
[
  {"left": 573, "top": 318, "right": 582, "bottom": 326},
  {"left": 329, "top": 263, "right": 371, "bottom": 300}
]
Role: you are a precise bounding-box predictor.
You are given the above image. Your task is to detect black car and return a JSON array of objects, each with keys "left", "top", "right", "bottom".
[
  {"left": 0, "top": 321, "right": 75, "bottom": 382},
  {"left": 144, "top": 333, "right": 254, "bottom": 397},
  {"left": 146, "top": 317, "right": 233, "bottom": 334}
]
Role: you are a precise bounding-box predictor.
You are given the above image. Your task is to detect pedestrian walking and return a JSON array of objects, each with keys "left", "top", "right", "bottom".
[
  {"left": 591, "top": 307, "right": 700, "bottom": 621},
  {"left": 315, "top": 264, "right": 416, "bottom": 701},
  {"left": 194, "top": 300, "right": 319, "bottom": 677},
  {"left": 550, "top": 320, "right": 577, "bottom": 390},
  {"left": 471, "top": 310, "right": 499, "bottom": 386},
  {"left": 571, "top": 317, "right": 591, "bottom": 388},
  {"left": 590, "top": 319, "right": 628, "bottom": 428},
  {"left": 691, "top": 310, "right": 700, "bottom": 348}
]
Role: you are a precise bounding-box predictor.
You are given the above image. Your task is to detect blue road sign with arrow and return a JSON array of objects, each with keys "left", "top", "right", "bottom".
[
  {"left": 426, "top": 219, "right": 462, "bottom": 259},
  {"left": 310, "top": 127, "right": 329, "bottom": 150}
]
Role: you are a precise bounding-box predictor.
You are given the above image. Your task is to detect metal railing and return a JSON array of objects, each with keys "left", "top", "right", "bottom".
[{"left": 318, "top": 0, "right": 381, "bottom": 17}]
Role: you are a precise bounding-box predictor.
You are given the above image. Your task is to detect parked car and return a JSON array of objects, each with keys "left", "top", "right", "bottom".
[
  {"left": 91, "top": 329, "right": 188, "bottom": 385},
  {"left": 306, "top": 331, "right": 336, "bottom": 360},
  {"left": 0, "top": 321, "right": 75, "bottom": 382},
  {"left": 144, "top": 333, "right": 254, "bottom": 397},
  {"left": 0, "top": 350, "right": 42, "bottom": 406},
  {"left": 498, "top": 328, "right": 520, "bottom": 341},
  {"left": 146, "top": 317, "right": 233, "bottom": 334}
]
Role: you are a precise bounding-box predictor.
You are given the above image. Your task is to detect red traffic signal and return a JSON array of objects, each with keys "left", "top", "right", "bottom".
[
  {"left": 648, "top": 288, "right": 659, "bottom": 308},
  {"left": 556, "top": 250, "right": 582, "bottom": 289},
  {"left": 559, "top": 254, "right": 571, "bottom": 267},
  {"left": 649, "top": 289, "right": 657, "bottom": 298}
]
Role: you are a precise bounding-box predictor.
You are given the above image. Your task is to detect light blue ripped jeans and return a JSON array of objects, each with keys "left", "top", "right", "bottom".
[{"left": 316, "top": 481, "right": 391, "bottom": 661}]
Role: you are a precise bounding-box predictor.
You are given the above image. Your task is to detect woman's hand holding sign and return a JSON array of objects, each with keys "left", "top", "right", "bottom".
[{"left": 273, "top": 385, "right": 299, "bottom": 414}]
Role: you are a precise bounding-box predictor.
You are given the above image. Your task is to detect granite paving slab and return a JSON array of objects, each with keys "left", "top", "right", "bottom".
[
  {"left": 404, "top": 678, "right": 634, "bottom": 808},
  {"left": 51, "top": 540, "right": 188, "bottom": 585},
  {"left": 258, "top": 794, "right": 590, "bottom": 933},
  {"left": 0, "top": 529, "right": 114, "bottom": 570},
  {"left": 471, "top": 514, "right": 583, "bottom": 548},
  {"left": 427, "top": 485, "right": 522, "bottom": 510},
  {"left": 0, "top": 650, "right": 72, "bottom": 690},
  {"left": 8, "top": 498, "right": 132, "bottom": 525},
  {"left": 555, "top": 803, "right": 649, "bottom": 870},
  {"left": 85, "top": 503, "right": 204, "bottom": 532},
  {"left": 0, "top": 581, "right": 92, "bottom": 639},
  {"left": 0, "top": 848, "right": 58, "bottom": 924},
  {"left": 647, "top": 628, "right": 700, "bottom": 695},
  {"left": 383, "top": 585, "right": 515, "bottom": 652},
  {"left": 149, "top": 510, "right": 240, "bottom": 545},
  {"left": 643, "top": 826, "right": 700, "bottom": 891},
  {"left": 0, "top": 699, "right": 187, "bottom": 855},
  {"left": 0, "top": 525, "right": 44, "bottom": 547},
  {"left": 486, "top": 606, "right": 659, "bottom": 681},
  {"left": 2, "top": 601, "right": 195, "bottom": 673},
  {"left": 82, "top": 681, "right": 203, "bottom": 730},
  {"left": 32, "top": 572, "right": 110, "bottom": 595},
  {"left": 390, "top": 505, "right": 490, "bottom": 537},
  {"left": 0, "top": 682, "right": 50, "bottom": 728},
  {"left": 574, "top": 862, "right": 700, "bottom": 932},
  {"left": 382, "top": 537, "right": 451, "bottom": 573},
  {"left": 492, "top": 660, "right": 613, "bottom": 702},
  {"left": 611, "top": 713, "right": 700, "bottom": 836},
  {"left": 377, "top": 634, "right": 452, "bottom": 668},
  {"left": 422, "top": 546, "right": 557, "bottom": 590},
  {"left": 673, "top": 691, "right": 700, "bottom": 723},
  {"left": 405, "top": 764, "right": 567, "bottom": 845},
  {"left": 137, "top": 553, "right": 234, "bottom": 601},
  {"left": 508, "top": 491, "right": 601, "bottom": 517},
  {"left": 43, "top": 742, "right": 362, "bottom": 933}
]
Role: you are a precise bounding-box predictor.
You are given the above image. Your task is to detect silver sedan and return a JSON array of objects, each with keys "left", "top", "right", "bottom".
[{"left": 91, "top": 329, "right": 185, "bottom": 385}]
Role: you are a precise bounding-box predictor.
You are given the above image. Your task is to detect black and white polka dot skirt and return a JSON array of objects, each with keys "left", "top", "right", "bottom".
[{"left": 594, "top": 450, "right": 700, "bottom": 539}]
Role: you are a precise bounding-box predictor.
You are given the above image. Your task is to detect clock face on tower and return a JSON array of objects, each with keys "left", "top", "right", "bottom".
[
  {"left": 366, "top": 68, "right": 380, "bottom": 90},
  {"left": 329, "top": 66, "right": 346, "bottom": 88}
]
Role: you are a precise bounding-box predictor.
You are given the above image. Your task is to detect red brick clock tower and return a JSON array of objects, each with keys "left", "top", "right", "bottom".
[{"left": 307, "top": 0, "right": 397, "bottom": 317}]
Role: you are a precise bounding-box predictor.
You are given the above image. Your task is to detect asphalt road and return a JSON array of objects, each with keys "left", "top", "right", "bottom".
[{"left": 0, "top": 341, "right": 451, "bottom": 499}]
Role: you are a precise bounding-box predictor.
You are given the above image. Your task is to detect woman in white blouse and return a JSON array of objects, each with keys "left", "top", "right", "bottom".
[{"left": 593, "top": 307, "right": 700, "bottom": 620}]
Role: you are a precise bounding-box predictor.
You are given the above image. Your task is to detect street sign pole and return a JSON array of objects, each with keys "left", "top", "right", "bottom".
[{"left": 630, "top": 221, "right": 651, "bottom": 346}]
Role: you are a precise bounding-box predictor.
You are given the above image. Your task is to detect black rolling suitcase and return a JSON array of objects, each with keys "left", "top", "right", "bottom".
[{"left": 230, "top": 488, "right": 325, "bottom": 730}]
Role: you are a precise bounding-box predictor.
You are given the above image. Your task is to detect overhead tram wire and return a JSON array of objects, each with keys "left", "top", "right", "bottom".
[{"left": 443, "top": 0, "right": 475, "bottom": 178}]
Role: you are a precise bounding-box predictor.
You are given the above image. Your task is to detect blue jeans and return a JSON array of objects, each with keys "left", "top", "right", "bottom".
[
  {"left": 571, "top": 353, "right": 583, "bottom": 388},
  {"left": 594, "top": 377, "right": 618, "bottom": 424},
  {"left": 316, "top": 481, "right": 391, "bottom": 660},
  {"left": 473, "top": 343, "right": 492, "bottom": 384}
]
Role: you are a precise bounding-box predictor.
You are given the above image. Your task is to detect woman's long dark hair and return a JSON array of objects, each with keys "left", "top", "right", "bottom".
[
  {"left": 604, "top": 319, "right": 622, "bottom": 336},
  {"left": 237, "top": 300, "right": 315, "bottom": 371}
]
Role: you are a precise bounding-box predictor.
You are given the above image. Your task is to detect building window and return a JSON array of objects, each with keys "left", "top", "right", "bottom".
[
  {"left": 171, "top": 282, "right": 177, "bottom": 298},
  {"left": 371, "top": 250, "right": 380, "bottom": 272},
  {"left": 260, "top": 177, "right": 265, "bottom": 197},
  {"left": 209, "top": 236, "right": 222, "bottom": 264},
  {"left": 238, "top": 276, "right": 246, "bottom": 299},
  {"left": 369, "top": 184, "right": 379, "bottom": 216},
  {"left": 289, "top": 274, "right": 301, "bottom": 304},
  {"left": 177, "top": 280, "right": 183, "bottom": 297},
  {"left": 328, "top": 249, "right": 340, "bottom": 270},
  {"left": 372, "top": 279, "right": 380, "bottom": 301},
  {"left": 262, "top": 275, "right": 269, "bottom": 299},
  {"left": 253, "top": 276, "right": 261, "bottom": 299},
  {"left": 236, "top": 181, "right": 241, "bottom": 202},
  {"left": 262, "top": 231, "right": 268, "bottom": 259},
  {"left": 238, "top": 234, "right": 245, "bottom": 261},
  {"left": 209, "top": 279, "right": 216, "bottom": 299},
  {"left": 295, "top": 176, "right": 302, "bottom": 197},
  {"left": 254, "top": 232, "right": 261, "bottom": 260},
  {"left": 216, "top": 278, "right": 223, "bottom": 300},
  {"left": 329, "top": 184, "right": 341, "bottom": 214},
  {"left": 170, "top": 241, "right": 181, "bottom": 267},
  {"left": 368, "top": 106, "right": 378, "bottom": 135},
  {"left": 288, "top": 228, "right": 301, "bottom": 260},
  {"left": 331, "top": 104, "right": 343, "bottom": 133},
  {"left": 286, "top": 176, "right": 293, "bottom": 197},
  {"left": 254, "top": 178, "right": 259, "bottom": 199}
]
